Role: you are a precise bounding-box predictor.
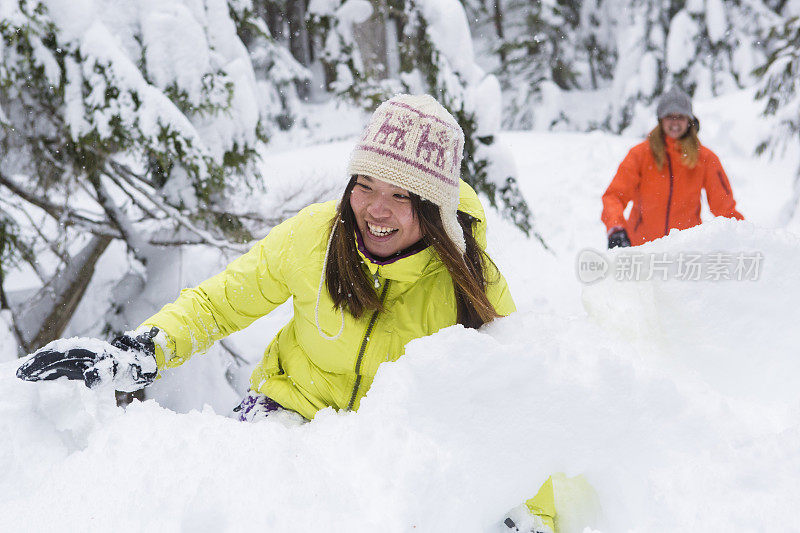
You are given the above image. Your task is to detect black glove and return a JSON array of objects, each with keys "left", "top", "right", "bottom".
[
  {"left": 607, "top": 229, "right": 631, "bottom": 249},
  {"left": 17, "top": 327, "right": 159, "bottom": 392}
]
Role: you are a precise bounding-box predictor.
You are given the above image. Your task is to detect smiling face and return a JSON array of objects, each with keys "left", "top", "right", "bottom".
[
  {"left": 349, "top": 175, "right": 423, "bottom": 258},
  {"left": 661, "top": 114, "right": 690, "bottom": 139}
]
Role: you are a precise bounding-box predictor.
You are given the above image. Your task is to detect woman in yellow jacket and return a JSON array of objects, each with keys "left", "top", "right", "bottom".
[
  {"left": 147, "top": 169, "right": 513, "bottom": 421},
  {"left": 20, "top": 93, "right": 513, "bottom": 415},
  {"left": 18, "top": 94, "right": 560, "bottom": 532}
]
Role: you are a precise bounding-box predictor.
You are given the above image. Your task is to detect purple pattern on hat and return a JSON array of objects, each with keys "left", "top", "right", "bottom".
[
  {"left": 355, "top": 143, "right": 459, "bottom": 187},
  {"left": 416, "top": 123, "right": 451, "bottom": 170},
  {"left": 365, "top": 106, "right": 459, "bottom": 176},
  {"left": 387, "top": 100, "right": 461, "bottom": 133},
  {"left": 372, "top": 111, "right": 413, "bottom": 150}
]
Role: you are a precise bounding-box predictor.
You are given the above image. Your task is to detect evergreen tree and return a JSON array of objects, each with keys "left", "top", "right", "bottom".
[
  {"left": 0, "top": 0, "right": 281, "bottom": 350},
  {"left": 308, "top": 0, "right": 395, "bottom": 106},
  {"left": 755, "top": 14, "right": 800, "bottom": 225},
  {"left": 237, "top": 0, "right": 312, "bottom": 129},
  {"left": 494, "top": 0, "right": 580, "bottom": 129},
  {"left": 472, "top": 0, "right": 776, "bottom": 132}
]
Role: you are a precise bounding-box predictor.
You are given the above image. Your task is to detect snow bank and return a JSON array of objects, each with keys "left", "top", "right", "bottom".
[
  {"left": 2, "top": 219, "right": 799, "bottom": 532},
  {"left": 584, "top": 219, "right": 800, "bottom": 407}
]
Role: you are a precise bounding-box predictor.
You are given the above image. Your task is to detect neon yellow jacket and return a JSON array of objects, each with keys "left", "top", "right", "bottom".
[{"left": 141, "top": 181, "right": 515, "bottom": 420}]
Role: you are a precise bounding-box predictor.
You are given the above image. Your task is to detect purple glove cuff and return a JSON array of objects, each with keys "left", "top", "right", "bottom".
[{"left": 235, "top": 391, "right": 284, "bottom": 422}]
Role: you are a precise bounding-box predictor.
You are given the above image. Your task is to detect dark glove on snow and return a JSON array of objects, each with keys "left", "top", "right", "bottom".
[
  {"left": 16, "top": 327, "right": 159, "bottom": 392},
  {"left": 607, "top": 229, "right": 631, "bottom": 249}
]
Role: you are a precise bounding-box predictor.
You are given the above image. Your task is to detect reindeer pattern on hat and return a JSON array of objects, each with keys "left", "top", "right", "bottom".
[{"left": 355, "top": 100, "right": 463, "bottom": 186}]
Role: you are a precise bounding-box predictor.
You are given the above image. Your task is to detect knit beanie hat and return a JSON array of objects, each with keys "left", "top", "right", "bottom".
[
  {"left": 656, "top": 87, "right": 693, "bottom": 119},
  {"left": 347, "top": 94, "right": 466, "bottom": 254}
]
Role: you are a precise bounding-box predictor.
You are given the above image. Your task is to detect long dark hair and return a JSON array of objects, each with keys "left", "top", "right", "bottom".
[{"left": 324, "top": 176, "right": 500, "bottom": 328}]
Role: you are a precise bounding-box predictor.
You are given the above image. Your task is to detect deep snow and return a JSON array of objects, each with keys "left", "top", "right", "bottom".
[{"left": 1, "top": 89, "right": 799, "bottom": 532}]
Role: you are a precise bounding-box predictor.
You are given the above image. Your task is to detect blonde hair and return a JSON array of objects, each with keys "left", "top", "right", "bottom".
[{"left": 648, "top": 120, "right": 699, "bottom": 170}]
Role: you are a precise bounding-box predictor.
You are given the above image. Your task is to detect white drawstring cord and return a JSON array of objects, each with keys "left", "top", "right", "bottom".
[{"left": 315, "top": 222, "right": 345, "bottom": 341}]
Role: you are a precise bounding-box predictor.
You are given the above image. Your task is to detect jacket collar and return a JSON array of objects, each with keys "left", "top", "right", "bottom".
[
  {"left": 354, "top": 228, "right": 427, "bottom": 266},
  {"left": 354, "top": 230, "right": 441, "bottom": 283}
]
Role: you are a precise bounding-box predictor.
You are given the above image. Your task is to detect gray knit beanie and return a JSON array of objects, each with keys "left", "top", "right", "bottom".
[
  {"left": 656, "top": 87, "right": 693, "bottom": 119},
  {"left": 347, "top": 94, "right": 466, "bottom": 254}
]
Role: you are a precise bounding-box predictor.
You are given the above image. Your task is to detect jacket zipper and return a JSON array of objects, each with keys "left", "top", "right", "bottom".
[
  {"left": 665, "top": 152, "right": 675, "bottom": 236},
  {"left": 347, "top": 278, "right": 390, "bottom": 410}
]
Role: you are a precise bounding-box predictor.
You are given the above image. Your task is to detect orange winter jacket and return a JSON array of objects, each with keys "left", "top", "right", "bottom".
[{"left": 602, "top": 136, "right": 743, "bottom": 246}]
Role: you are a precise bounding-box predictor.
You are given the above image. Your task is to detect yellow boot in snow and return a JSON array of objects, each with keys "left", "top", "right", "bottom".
[
  {"left": 504, "top": 473, "right": 602, "bottom": 533},
  {"left": 503, "top": 476, "right": 555, "bottom": 533}
]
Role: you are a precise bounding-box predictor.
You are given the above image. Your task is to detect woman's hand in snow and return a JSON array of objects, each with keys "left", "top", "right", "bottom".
[{"left": 16, "top": 328, "right": 159, "bottom": 392}]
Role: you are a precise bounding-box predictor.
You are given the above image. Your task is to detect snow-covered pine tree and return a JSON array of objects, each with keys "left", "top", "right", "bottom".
[
  {"left": 0, "top": 212, "right": 30, "bottom": 321},
  {"left": 308, "top": 0, "right": 394, "bottom": 107},
  {"left": 575, "top": 0, "right": 617, "bottom": 91},
  {"left": 473, "top": 0, "right": 776, "bottom": 132},
  {"left": 755, "top": 13, "right": 800, "bottom": 226},
  {"left": 236, "top": 0, "right": 312, "bottom": 129},
  {"left": 0, "top": 0, "right": 283, "bottom": 350},
  {"left": 663, "top": 1, "right": 775, "bottom": 96},
  {"left": 609, "top": 0, "right": 773, "bottom": 130},
  {"left": 243, "top": 0, "right": 313, "bottom": 106},
  {"left": 603, "top": 0, "right": 671, "bottom": 131},
  {"left": 490, "top": 0, "right": 581, "bottom": 130}
]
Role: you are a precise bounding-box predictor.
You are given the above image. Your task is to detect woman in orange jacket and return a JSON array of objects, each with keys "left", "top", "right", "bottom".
[{"left": 602, "top": 87, "right": 744, "bottom": 248}]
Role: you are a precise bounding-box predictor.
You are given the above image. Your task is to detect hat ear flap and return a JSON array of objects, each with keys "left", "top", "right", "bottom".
[
  {"left": 691, "top": 116, "right": 700, "bottom": 133},
  {"left": 440, "top": 204, "right": 466, "bottom": 255}
]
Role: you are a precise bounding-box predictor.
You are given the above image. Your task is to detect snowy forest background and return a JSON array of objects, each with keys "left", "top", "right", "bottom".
[{"left": 2, "top": 0, "right": 800, "bottom": 398}]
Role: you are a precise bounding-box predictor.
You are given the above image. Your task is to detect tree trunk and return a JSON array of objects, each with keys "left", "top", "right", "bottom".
[
  {"left": 354, "top": 8, "right": 389, "bottom": 80},
  {"left": 0, "top": 267, "right": 28, "bottom": 355},
  {"left": 306, "top": 0, "right": 316, "bottom": 63},
  {"left": 587, "top": 37, "right": 598, "bottom": 89},
  {"left": 287, "top": 0, "right": 312, "bottom": 99},
  {"left": 493, "top": 0, "right": 506, "bottom": 65},
  {"left": 265, "top": 0, "right": 284, "bottom": 41},
  {"left": 322, "top": 60, "right": 336, "bottom": 91},
  {"left": 18, "top": 234, "right": 113, "bottom": 351}
]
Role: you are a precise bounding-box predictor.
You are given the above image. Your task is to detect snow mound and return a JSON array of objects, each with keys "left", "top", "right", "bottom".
[
  {"left": 1, "top": 221, "right": 799, "bottom": 532},
  {"left": 583, "top": 218, "right": 800, "bottom": 407}
]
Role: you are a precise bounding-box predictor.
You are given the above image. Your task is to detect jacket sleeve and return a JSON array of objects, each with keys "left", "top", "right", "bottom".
[
  {"left": 485, "top": 264, "right": 516, "bottom": 316},
  {"left": 139, "top": 218, "right": 296, "bottom": 369},
  {"left": 601, "top": 146, "right": 642, "bottom": 231},
  {"left": 702, "top": 149, "right": 744, "bottom": 220}
]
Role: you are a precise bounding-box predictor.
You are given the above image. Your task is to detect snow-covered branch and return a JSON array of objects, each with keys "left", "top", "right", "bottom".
[
  {"left": 0, "top": 171, "right": 116, "bottom": 238},
  {"left": 106, "top": 161, "right": 249, "bottom": 253}
]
